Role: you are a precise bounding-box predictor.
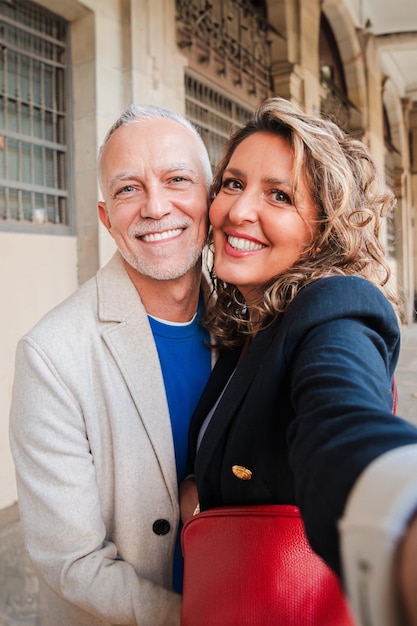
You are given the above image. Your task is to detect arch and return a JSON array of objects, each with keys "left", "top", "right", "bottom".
[
  {"left": 382, "top": 78, "right": 415, "bottom": 323},
  {"left": 321, "top": 0, "right": 367, "bottom": 132},
  {"left": 383, "top": 79, "right": 408, "bottom": 157}
]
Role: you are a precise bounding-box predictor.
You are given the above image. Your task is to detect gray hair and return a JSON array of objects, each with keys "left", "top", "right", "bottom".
[{"left": 98, "top": 104, "right": 212, "bottom": 193}]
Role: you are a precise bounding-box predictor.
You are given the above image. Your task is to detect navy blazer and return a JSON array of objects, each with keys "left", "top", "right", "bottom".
[{"left": 189, "top": 276, "right": 417, "bottom": 575}]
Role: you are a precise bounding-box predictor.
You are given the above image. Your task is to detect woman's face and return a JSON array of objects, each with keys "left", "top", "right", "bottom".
[{"left": 210, "top": 131, "right": 319, "bottom": 302}]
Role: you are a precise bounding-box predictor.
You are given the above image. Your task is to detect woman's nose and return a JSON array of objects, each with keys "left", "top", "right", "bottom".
[{"left": 227, "top": 189, "right": 258, "bottom": 224}]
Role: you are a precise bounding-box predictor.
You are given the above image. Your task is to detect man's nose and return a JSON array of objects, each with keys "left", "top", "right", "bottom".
[{"left": 140, "top": 187, "right": 170, "bottom": 219}]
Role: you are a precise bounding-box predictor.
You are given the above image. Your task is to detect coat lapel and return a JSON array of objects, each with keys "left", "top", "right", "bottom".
[
  {"left": 96, "top": 252, "right": 178, "bottom": 503},
  {"left": 195, "top": 322, "right": 279, "bottom": 477}
]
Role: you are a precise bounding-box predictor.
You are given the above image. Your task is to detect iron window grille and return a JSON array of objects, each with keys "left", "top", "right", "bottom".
[
  {"left": 185, "top": 71, "right": 253, "bottom": 171},
  {"left": 0, "top": 0, "right": 71, "bottom": 231}
]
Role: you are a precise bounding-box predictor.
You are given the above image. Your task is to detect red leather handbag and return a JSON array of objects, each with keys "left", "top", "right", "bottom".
[{"left": 181, "top": 504, "right": 356, "bottom": 626}]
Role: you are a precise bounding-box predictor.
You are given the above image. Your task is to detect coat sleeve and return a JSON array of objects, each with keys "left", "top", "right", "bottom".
[
  {"left": 9, "top": 336, "right": 181, "bottom": 626},
  {"left": 284, "top": 277, "right": 417, "bottom": 575}
]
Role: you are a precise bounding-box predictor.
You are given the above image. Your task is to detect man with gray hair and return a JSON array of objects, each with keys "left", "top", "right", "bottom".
[{"left": 9, "top": 105, "right": 213, "bottom": 626}]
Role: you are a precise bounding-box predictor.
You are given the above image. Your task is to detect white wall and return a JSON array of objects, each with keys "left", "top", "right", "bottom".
[{"left": 0, "top": 233, "right": 78, "bottom": 508}]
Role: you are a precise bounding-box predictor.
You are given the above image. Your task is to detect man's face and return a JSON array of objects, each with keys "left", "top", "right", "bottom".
[{"left": 98, "top": 118, "right": 209, "bottom": 281}]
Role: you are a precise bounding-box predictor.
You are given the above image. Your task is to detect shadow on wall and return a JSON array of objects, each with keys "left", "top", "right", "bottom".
[{"left": 0, "top": 505, "right": 38, "bottom": 626}]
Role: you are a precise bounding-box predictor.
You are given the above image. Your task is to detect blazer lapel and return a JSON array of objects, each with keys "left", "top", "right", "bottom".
[
  {"left": 96, "top": 253, "right": 178, "bottom": 503},
  {"left": 195, "top": 322, "right": 279, "bottom": 477}
]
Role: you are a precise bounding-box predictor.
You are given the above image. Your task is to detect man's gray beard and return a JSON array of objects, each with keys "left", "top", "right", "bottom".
[{"left": 120, "top": 243, "right": 202, "bottom": 281}]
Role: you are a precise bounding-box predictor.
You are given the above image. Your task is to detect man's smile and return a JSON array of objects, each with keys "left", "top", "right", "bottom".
[{"left": 140, "top": 228, "right": 184, "bottom": 242}]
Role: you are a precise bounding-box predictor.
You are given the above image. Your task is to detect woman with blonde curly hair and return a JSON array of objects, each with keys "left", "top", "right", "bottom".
[
  {"left": 181, "top": 97, "right": 417, "bottom": 625},
  {"left": 206, "top": 96, "right": 398, "bottom": 348}
]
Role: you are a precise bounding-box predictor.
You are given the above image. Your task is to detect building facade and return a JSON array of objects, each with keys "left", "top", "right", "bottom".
[{"left": 1, "top": 0, "right": 416, "bottom": 514}]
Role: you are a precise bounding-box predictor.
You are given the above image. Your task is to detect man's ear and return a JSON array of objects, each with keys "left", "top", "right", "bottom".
[{"left": 98, "top": 202, "right": 112, "bottom": 232}]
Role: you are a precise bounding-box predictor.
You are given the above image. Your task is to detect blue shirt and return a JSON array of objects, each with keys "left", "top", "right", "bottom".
[{"left": 148, "top": 300, "right": 211, "bottom": 592}]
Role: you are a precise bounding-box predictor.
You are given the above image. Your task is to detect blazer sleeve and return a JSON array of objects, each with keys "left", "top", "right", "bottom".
[{"left": 283, "top": 277, "right": 417, "bottom": 575}]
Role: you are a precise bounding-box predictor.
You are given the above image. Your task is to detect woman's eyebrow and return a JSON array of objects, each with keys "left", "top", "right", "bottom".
[
  {"left": 224, "top": 167, "right": 292, "bottom": 188},
  {"left": 223, "top": 166, "right": 246, "bottom": 178},
  {"left": 263, "top": 176, "right": 292, "bottom": 187}
]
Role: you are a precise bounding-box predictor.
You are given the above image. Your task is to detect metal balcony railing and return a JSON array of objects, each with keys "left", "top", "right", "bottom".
[{"left": 176, "top": 0, "right": 272, "bottom": 100}]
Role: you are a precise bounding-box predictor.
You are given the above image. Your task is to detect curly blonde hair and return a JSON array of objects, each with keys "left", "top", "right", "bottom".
[{"left": 205, "top": 97, "right": 398, "bottom": 349}]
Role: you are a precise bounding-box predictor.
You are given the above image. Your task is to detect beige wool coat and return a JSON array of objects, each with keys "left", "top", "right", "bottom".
[{"left": 9, "top": 251, "right": 185, "bottom": 626}]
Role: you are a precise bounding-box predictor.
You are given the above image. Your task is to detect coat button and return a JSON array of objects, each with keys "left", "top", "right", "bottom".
[
  {"left": 152, "top": 519, "right": 171, "bottom": 535},
  {"left": 232, "top": 465, "right": 253, "bottom": 480}
]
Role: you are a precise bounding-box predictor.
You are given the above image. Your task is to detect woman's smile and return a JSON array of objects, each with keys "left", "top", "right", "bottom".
[
  {"left": 225, "top": 232, "right": 267, "bottom": 254},
  {"left": 210, "top": 131, "right": 318, "bottom": 301}
]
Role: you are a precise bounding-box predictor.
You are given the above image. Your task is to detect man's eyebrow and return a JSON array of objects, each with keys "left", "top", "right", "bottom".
[
  {"left": 108, "top": 172, "right": 139, "bottom": 191},
  {"left": 108, "top": 164, "right": 198, "bottom": 189}
]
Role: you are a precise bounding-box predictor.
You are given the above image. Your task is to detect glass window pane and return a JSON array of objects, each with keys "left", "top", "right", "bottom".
[
  {"left": 21, "top": 141, "right": 32, "bottom": 183},
  {"left": 0, "top": 0, "right": 69, "bottom": 229},
  {"left": 7, "top": 138, "right": 19, "bottom": 179},
  {"left": 20, "top": 103, "right": 31, "bottom": 135},
  {"left": 0, "top": 185, "right": 5, "bottom": 219},
  {"left": 32, "top": 59, "right": 42, "bottom": 106},
  {"left": 7, "top": 188, "right": 19, "bottom": 220},
  {"left": 33, "top": 144, "right": 44, "bottom": 185},
  {"left": 45, "top": 148, "right": 55, "bottom": 187},
  {"left": 22, "top": 190, "right": 33, "bottom": 221}
]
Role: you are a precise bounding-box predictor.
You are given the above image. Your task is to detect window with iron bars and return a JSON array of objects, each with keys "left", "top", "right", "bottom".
[
  {"left": 0, "top": 0, "right": 71, "bottom": 231},
  {"left": 185, "top": 71, "right": 253, "bottom": 172}
]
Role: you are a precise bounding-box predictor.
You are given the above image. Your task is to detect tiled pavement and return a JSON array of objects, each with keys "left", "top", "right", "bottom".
[
  {"left": 1, "top": 323, "right": 417, "bottom": 625},
  {"left": 0, "top": 505, "right": 38, "bottom": 626}
]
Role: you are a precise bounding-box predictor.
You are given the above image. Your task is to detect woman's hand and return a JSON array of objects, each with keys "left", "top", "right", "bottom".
[{"left": 179, "top": 476, "right": 199, "bottom": 524}]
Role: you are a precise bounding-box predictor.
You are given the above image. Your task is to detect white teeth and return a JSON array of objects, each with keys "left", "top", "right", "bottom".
[
  {"left": 228, "top": 236, "right": 265, "bottom": 252},
  {"left": 142, "top": 228, "right": 183, "bottom": 242}
]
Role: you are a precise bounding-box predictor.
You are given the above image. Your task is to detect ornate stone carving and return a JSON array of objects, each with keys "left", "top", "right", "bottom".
[{"left": 176, "top": 0, "right": 272, "bottom": 98}]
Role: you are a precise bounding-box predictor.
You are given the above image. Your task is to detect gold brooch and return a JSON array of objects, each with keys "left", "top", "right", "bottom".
[{"left": 232, "top": 465, "right": 252, "bottom": 480}]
